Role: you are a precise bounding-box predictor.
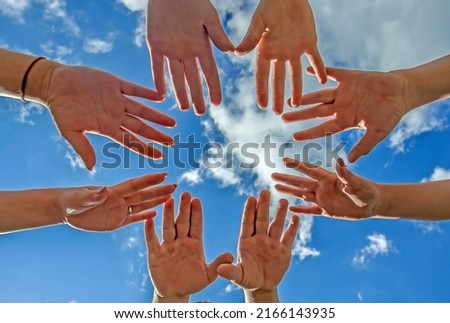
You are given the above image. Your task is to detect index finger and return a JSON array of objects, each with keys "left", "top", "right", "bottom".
[
  {"left": 114, "top": 173, "right": 168, "bottom": 197},
  {"left": 306, "top": 46, "right": 327, "bottom": 84},
  {"left": 283, "top": 157, "right": 332, "bottom": 181},
  {"left": 125, "top": 98, "right": 176, "bottom": 128},
  {"left": 239, "top": 196, "right": 257, "bottom": 239}
]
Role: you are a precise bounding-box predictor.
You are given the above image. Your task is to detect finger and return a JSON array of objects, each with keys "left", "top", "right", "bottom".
[
  {"left": 306, "top": 46, "right": 327, "bottom": 84},
  {"left": 288, "top": 58, "right": 302, "bottom": 107},
  {"left": 289, "top": 205, "right": 323, "bottom": 215},
  {"left": 274, "top": 184, "right": 317, "bottom": 203},
  {"left": 184, "top": 59, "right": 206, "bottom": 116},
  {"left": 162, "top": 198, "right": 176, "bottom": 243},
  {"left": 125, "top": 184, "right": 177, "bottom": 206},
  {"left": 130, "top": 195, "right": 172, "bottom": 214},
  {"left": 150, "top": 49, "right": 167, "bottom": 96},
  {"left": 125, "top": 98, "right": 176, "bottom": 128},
  {"left": 61, "top": 131, "right": 96, "bottom": 171},
  {"left": 175, "top": 192, "right": 192, "bottom": 238},
  {"left": 122, "top": 210, "right": 157, "bottom": 227},
  {"left": 198, "top": 50, "right": 221, "bottom": 106},
  {"left": 217, "top": 263, "right": 243, "bottom": 284},
  {"left": 120, "top": 79, "right": 165, "bottom": 103},
  {"left": 271, "top": 172, "right": 318, "bottom": 191},
  {"left": 282, "top": 104, "right": 334, "bottom": 122},
  {"left": 189, "top": 198, "right": 203, "bottom": 240},
  {"left": 205, "top": 6, "right": 235, "bottom": 52},
  {"left": 348, "top": 130, "right": 386, "bottom": 163},
  {"left": 306, "top": 66, "right": 346, "bottom": 83},
  {"left": 281, "top": 215, "right": 300, "bottom": 248},
  {"left": 240, "top": 196, "right": 257, "bottom": 238},
  {"left": 168, "top": 58, "right": 190, "bottom": 110},
  {"left": 299, "top": 88, "right": 336, "bottom": 106},
  {"left": 206, "top": 252, "right": 234, "bottom": 281},
  {"left": 144, "top": 219, "right": 160, "bottom": 254},
  {"left": 268, "top": 199, "right": 288, "bottom": 240},
  {"left": 235, "top": 9, "right": 265, "bottom": 55},
  {"left": 255, "top": 55, "right": 270, "bottom": 108},
  {"left": 283, "top": 157, "right": 332, "bottom": 180},
  {"left": 122, "top": 114, "right": 174, "bottom": 147},
  {"left": 115, "top": 173, "right": 168, "bottom": 196},
  {"left": 272, "top": 60, "right": 286, "bottom": 115},
  {"left": 255, "top": 189, "right": 270, "bottom": 235},
  {"left": 292, "top": 120, "right": 342, "bottom": 141},
  {"left": 112, "top": 128, "right": 163, "bottom": 160}
]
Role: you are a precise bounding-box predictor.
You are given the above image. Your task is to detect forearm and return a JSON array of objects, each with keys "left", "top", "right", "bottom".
[
  {"left": 0, "top": 189, "right": 63, "bottom": 234},
  {"left": 375, "top": 180, "right": 450, "bottom": 221},
  {"left": 152, "top": 292, "right": 190, "bottom": 303},
  {"left": 244, "top": 289, "right": 279, "bottom": 303},
  {"left": 392, "top": 55, "right": 450, "bottom": 112},
  {"left": 0, "top": 48, "right": 60, "bottom": 103}
]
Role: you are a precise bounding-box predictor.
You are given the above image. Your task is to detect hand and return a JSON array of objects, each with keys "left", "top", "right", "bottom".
[
  {"left": 145, "top": 192, "right": 233, "bottom": 302},
  {"left": 58, "top": 173, "right": 176, "bottom": 232},
  {"left": 237, "top": 0, "right": 326, "bottom": 114},
  {"left": 283, "top": 67, "right": 409, "bottom": 162},
  {"left": 272, "top": 158, "right": 381, "bottom": 220},
  {"left": 40, "top": 63, "right": 176, "bottom": 171},
  {"left": 147, "top": 0, "right": 234, "bottom": 115},
  {"left": 217, "top": 190, "right": 299, "bottom": 303}
]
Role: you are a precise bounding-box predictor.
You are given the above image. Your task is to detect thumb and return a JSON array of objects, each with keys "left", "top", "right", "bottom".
[
  {"left": 59, "top": 187, "right": 108, "bottom": 220},
  {"left": 348, "top": 130, "right": 385, "bottom": 163},
  {"left": 62, "top": 131, "right": 96, "bottom": 171},
  {"left": 207, "top": 252, "right": 234, "bottom": 281},
  {"left": 335, "top": 158, "right": 362, "bottom": 189},
  {"left": 235, "top": 8, "right": 265, "bottom": 55},
  {"left": 335, "top": 159, "right": 373, "bottom": 207},
  {"left": 217, "top": 263, "right": 243, "bottom": 284},
  {"left": 205, "top": 6, "right": 235, "bottom": 52}
]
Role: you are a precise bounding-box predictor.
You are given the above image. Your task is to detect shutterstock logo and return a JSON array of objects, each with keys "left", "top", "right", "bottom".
[{"left": 101, "top": 133, "right": 347, "bottom": 170}]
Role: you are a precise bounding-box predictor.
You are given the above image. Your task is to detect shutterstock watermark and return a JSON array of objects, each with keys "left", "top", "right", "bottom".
[{"left": 101, "top": 134, "right": 347, "bottom": 170}]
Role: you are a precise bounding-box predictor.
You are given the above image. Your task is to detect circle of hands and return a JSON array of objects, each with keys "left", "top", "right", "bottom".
[{"left": 145, "top": 191, "right": 299, "bottom": 301}]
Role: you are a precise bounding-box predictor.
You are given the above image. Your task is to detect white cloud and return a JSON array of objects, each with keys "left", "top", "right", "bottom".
[
  {"left": 352, "top": 233, "right": 393, "bottom": 267},
  {"left": 389, "top": 106, "right": 447, "bottom": 153},
  {"left": 37, "top": 0, "right": 81, "bottom": 36},
  {"left": 14, "top": 102, "right": 43, "bottom": 125},
  {"left": 117, "top": 0, "right": 146, "bottom": 12},
  {"left": 179, "top": 169, "right": 204, "bottom": 186},
  {"left": 64, "top": 145, "right": 97, "bottom": 176},
  {"left": 224, "top": 284, "right": 239, "bottom": 293},
  {"left": 40, "top": 41, "right": 72, "bottom": 62},
  {"left": 357, "top": 292, "right": 364, "bottom": 301},
  {"left": 0, "top": 0, "right": 30, "bottom": 21},
  {"left": 413, "top": 222, "right": 443, "bottom": 235},
  {"left": 83, "top": 38, "right": 114, "bottom": 54},
  {"left": 422, "top": 166, "right": 450, "bottom": 182}
]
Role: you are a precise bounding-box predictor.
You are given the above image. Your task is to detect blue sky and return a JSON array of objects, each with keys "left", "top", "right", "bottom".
[{"left": 0, "top": 0, "right": 449, "bottom": 303}]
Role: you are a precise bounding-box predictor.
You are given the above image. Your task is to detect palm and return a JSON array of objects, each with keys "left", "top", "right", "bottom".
[
  {"left": 237, "top": 236, "right": 291, "bottom": 291},
  {"left": 44, "top": 65, "right": 174, "bottom": 170},
  {"left": 149, "top": 238, "right": 211, "bottom": 297}
]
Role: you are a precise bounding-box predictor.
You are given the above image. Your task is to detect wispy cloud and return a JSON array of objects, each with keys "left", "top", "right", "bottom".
[
  {"left": 117, "top": 0, "right": 146, "bottom": 12},
  {"left": 0, "top": 0, "right": 31, "bottom": 22},
  {"left": 224, "top": 284, "right": 239, "bottom": 294},
  {"left": 421, "top": 166, "right": 450, "bottom": 182},
  {"left": 64, "top": 145, "right": 97, "bottom": 176},
  {"left": 117, "top": 0, "right": 146, "bottom": 47},
  {"left": 83, "top": 38, "right": 114, "bottom": 54},
  {"left": 413, "top": 221, "right": 443, "bottom": 235},
  {"left": 352, "top": 233, "right": 393, "bottom": 267},
  {"left": 37, "top": 0, "right": 81, "bottom": 36},
  {"left": 14, "top": 102, "right": 43, "bottom": 125},
  {"left": 179, "top": 169, "right": 204, "bottom": 186},
  {"left": 389, "top": 106, "right": 447, "bottom": 154}
]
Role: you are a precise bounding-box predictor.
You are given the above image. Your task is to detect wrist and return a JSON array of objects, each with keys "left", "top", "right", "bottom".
[
  {"left": 24, "top": 58, "right": 62, "bottom": 105},
  {"left": 371, "top": 184, "right": 399, "bottom": 219},
  {"left": 153, "top": 292, "right": 190, "bottom": 303},
  {"left": 244, "top": 288, "right": 279, "bottom": 303}
]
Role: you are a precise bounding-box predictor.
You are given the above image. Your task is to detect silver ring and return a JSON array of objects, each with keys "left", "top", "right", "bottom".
[{"left": 128, "top": 206, "right": 133, "bottom": 215}]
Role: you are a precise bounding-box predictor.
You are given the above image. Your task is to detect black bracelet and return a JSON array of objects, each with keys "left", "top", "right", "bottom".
[{"left": 20, "top": 56, "right": 46, "bottom": 101}]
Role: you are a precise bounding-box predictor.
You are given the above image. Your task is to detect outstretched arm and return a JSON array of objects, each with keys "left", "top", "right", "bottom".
[
  {"left": 283, "top": 55, "right": 450, "bottom": 162},
  {"left": 145, "top": 192, "right": 233, "bottom": 303},
  {"left": 237, "top": 0, "right": 326, "bottom": 114},
  {"left": 217, "top": 190, "right": 300, "bottom": 303},
  {"left": 0, "top": 173, "right": 176, "bottom": 234},
  {"left": 0, "top": 48, "right": 175, "bottom": 171},
  {"left": 272, "top": 157, "right": 450, "bottom": 221}
]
